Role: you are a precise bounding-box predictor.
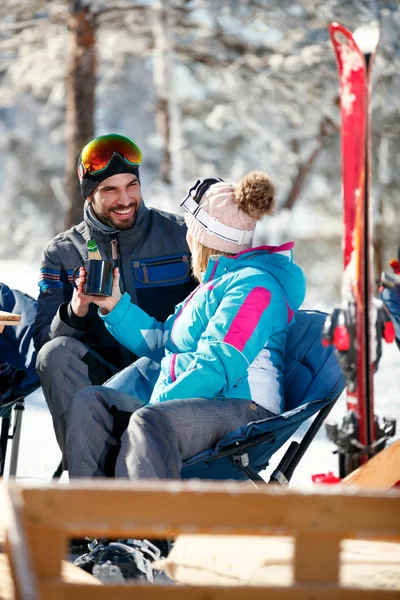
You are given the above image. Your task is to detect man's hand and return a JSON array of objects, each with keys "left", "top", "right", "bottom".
[{"left": 74, "top": 266, "right": 122, "bottom": 315}]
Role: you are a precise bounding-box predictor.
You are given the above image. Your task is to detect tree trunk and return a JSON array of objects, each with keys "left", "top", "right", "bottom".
[
  {"left": 153, "top": 1, "right": 180, "bottom": 189},
  {"left": 64, "top": 1, "right": 96, "bottom": 228}
]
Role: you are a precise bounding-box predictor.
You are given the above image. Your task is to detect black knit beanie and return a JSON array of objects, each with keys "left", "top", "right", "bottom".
[{"left": 79, "top": 154, "right": 140, "bottom": 199}]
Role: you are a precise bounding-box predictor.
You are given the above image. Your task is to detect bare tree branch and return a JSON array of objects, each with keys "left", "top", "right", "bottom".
[
  {"left": 0, "top": 17, "right": 48, "bottom": 33},
  {"left": 92, "top": 3, "right": 149, "bottom": 22},
  {"left": 282, "top": 115, "right": 338, "bottom": 211}
]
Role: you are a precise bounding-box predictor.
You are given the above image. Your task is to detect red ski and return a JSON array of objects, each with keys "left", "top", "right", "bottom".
[{"left": 322, "top": 22, "right": 396, "bottom": 477}]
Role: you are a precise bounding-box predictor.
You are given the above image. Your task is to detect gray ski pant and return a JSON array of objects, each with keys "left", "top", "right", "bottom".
[
  {"left": 36, "top": 336, "right": 118, "bottom": 465},
  {"left": 66, "top": 380, "right": 272, "bottom": 480}
]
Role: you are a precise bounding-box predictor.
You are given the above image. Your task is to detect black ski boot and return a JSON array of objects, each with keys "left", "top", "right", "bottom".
[{"left": 74, "top": 538, "right": 170, "bottom": 583}]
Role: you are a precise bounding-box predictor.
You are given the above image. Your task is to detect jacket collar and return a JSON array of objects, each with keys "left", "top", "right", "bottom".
[
  {"left": 202, "top": 243, "right": 295, "bottom": 282},
  {"left": 83, "top": 200, "right": 151, "bottom": 247}
]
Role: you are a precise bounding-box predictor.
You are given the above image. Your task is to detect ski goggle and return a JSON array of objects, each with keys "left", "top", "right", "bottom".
[
  {"left": 78, "top": 134, "right": 142, "bottom": 181},
  {"left": 180, "top": 178, "right": 254, "bottom": 246}
]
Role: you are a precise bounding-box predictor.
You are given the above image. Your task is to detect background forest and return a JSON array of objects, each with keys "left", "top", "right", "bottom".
[{"left": 1, "top": 0, "right": 399, "bottom": 307}]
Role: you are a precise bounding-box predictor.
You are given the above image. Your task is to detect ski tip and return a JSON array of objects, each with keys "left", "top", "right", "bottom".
[
  {"left": 329, "top": 22, "right": 353, "bottom": 46},
  {"left": 329, "top": 21, "right": 345, "bottom": 34}
]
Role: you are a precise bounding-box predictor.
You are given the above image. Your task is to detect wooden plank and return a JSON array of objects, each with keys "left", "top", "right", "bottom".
[
  {"left": 0, "top": 553, "right": 13, "bottom": 600},
  {"left": 0, "top": 311, "right": 21, "bottom": 324},
  {"left": 25, "top": 526, "right": 65, "bottom": 580},
  {"left": 342, "top": 441, "right": 400, "bottom": 490},
  {"left": 0, "top": 310, "right": 20, "bottom": 334},
  {"left": 0, "top": 312, "right": 20, "bottom": 334},
  {"left": 37, "top": 582, "right": 400, "bottom": 600},
  {"left": 0, "top": 555, "right": 100, "bottom": 600},
  {"left": 15, "top": 480, "right": 400, "bottom": 540},
  {"left": 294, "top": 533, "right": 341, "bottom": 584},
  {"left": 158, "top": 534, "right": 400, "bottom": 588},
  {"left": 0, "top": 310, "right": 21, "bottom": 320},
  {"left": 61, "top": 561, "right": 102, "bottom": 585},
  {"left": 3, "top": 486, "right": 38, "bottom": 600},
  {"left": 0, "top": 484, "right": 7, "bottom": 546}
]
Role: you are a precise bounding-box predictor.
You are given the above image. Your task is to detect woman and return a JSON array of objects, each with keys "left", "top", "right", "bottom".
[
  {"left": 67, "top": 170, "right": 305, "bottom": 479},
  {"left": 67, "top": 171, "right": 306, "bottom": 578}
]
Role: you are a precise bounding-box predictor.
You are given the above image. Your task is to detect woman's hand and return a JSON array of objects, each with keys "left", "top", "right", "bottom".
[
  {"left": 96, "top": 267, "right": 122, "bottom": 314},
  {"left": 74, "top": 267, "right": 122, "bottom": 315},
  {"left": 70, "top": 267, "right": 93, "bottom": 317}
]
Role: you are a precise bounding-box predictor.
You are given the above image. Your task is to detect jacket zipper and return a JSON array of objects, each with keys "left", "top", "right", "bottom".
[
  {"left": 111, "top": 233, "right": 126, "bottom": 294},
  {"left": 169, "top": 259, "right": 218, "bottom": 345}
]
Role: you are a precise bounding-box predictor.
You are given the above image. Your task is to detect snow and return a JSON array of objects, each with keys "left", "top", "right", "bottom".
[{"left": 1, "top": 258, "right": 399, "bottom": 486}]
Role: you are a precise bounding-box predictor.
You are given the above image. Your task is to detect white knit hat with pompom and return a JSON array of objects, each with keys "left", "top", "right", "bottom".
[{"left": 184, "top": 171, "right": 276, "bottom": 253}]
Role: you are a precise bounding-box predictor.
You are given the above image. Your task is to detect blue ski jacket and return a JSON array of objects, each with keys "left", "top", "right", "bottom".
[
  {"left": 381, "top": 284, "right": 400, "bottom": 347},
  {"left": 101, "top": 243, "right": 306, "bottom": 414},
  {"left": 33, "top": 201, "right": 195, "bottom": 370}
]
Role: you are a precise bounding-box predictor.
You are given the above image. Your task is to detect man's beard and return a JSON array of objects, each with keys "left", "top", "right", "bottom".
[{"left": 93, "top": 203, "right": 139, "bottom": 230}]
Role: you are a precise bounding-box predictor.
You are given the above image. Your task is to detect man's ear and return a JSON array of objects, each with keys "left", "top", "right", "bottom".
[{"left": 86, "top": 193, "right": 93, "bottom": 204}]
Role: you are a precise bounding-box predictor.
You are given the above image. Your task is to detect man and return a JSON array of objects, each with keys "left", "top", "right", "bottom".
[{"left": 34, "top": 133, "right": 195, "bottom": 461}]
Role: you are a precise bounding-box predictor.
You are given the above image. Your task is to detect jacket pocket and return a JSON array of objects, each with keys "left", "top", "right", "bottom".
[{"left": 132, "top": 253, "right": 191, "bottom": 289}]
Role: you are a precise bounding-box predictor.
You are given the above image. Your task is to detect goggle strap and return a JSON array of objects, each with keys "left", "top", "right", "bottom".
[
  {"left": 182, "top": 195, "right": 254, "bottom": 245},
  {"left": 193, "top": 178, "right": 222, "bottom": 202}
]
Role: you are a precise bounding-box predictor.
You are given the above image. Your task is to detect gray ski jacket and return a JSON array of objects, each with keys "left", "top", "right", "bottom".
[{"left": 33, "top": 200, "right": 195, "bottom": 370}]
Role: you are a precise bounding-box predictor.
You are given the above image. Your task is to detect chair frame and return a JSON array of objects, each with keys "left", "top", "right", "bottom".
[
  {"left": 187, "top": 400, "right": 338, "bottom": 486},
  {"left": 0, "top": 286, "right": 39, "bottom": 479},
  {"left": 0, "top": 395, "right": 27, "bottom": 477},
  {"left": 51, "top": 309, "right": 344, "bottom": 483}
]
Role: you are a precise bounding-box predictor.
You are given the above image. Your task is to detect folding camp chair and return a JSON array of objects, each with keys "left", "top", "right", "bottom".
[
  {"left": 53, "top": 309, "right": 345, "bottom": 484},
  {"left": 181, "top": 310, "right": 346, "bottom": 485},
  {"left": 0, "top": 283, "right": 40, "bottom": 477}
]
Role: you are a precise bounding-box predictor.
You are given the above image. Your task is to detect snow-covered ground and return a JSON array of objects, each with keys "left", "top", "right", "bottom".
[{"left": 1, "top": 259, "right": 399, "bottom": 486}]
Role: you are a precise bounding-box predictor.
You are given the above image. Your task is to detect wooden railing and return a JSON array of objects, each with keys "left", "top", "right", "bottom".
[{"left": 3, "top": 479, "right": 400, "bottom": 599}]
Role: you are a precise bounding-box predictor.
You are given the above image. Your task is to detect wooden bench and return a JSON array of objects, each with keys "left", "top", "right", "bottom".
[
  {"left": 3, "top": 479, "right": 400, "bottom": 599},
  {"left": 0, "top": 311, "right": 21, "bottom": 335}
]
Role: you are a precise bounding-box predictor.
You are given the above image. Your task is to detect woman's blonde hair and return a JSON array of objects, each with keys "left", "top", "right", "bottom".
[{"left": 190, "top": 236, "right": 234, "bottom": 282}]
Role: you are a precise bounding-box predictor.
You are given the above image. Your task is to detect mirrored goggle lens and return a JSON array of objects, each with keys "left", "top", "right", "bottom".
[{"left": 81, "top": 134, "right": 142, "bottom": 174}]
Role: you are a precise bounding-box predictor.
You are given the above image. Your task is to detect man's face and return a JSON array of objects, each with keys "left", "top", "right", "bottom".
[{"left": 88, "top": 173, "right": 142, "bottom": 229}]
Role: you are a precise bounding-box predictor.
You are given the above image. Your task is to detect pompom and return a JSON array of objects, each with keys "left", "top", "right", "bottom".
[{"left": 234, "top": 171, "right": 276, "bottom": 219}]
